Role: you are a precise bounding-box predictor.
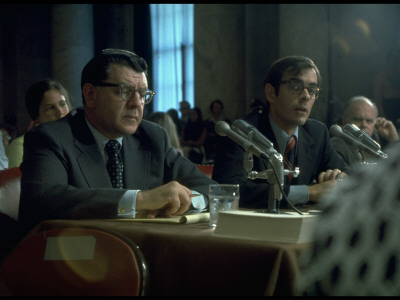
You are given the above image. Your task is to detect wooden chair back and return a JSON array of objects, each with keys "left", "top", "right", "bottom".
[{"left": 0, "top": 227, "right": 149, "bottom": 296}]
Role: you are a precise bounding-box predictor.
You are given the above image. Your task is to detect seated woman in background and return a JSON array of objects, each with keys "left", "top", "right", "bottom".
[
  {"left": 6, "top": 79, "right": 73, "bottom": 168},
  {"left": 180, "top": 107, "right": 208, "bottom": 164},
  {"left": 204, "top": 99, "right": 231, "bottom": 163},
  {"left": 147, "top": 111, "right": 183, "bottom": 155},
  {"left": 167, "top": 108, "right": 183, "bottom": 137}
]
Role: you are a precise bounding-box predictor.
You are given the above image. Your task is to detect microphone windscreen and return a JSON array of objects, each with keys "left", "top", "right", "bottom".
[
  {"left": 215, "top": 121, "right": 230, "bottom": 136},
  {"left": 329, "top": 125, "right": 343, "bottom": 137}
]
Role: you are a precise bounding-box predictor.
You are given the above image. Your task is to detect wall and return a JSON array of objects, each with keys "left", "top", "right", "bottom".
[
  {"left": 195, "top": 4, "right": 279, "bottom": 122},
  {"left": 0, "top": 4, "right": 399, "bottom": 135},
  {"left": 195, "top": 4, "right": 400, "bottom": 126}
]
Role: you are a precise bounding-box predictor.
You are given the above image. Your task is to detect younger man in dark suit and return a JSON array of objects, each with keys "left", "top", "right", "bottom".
[{"left": 212, "top": 56, "right": 349, "bottom": 209}]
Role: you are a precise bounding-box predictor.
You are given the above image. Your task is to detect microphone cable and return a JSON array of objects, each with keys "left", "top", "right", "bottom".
[{"left": 258, "top": 155, "right": 303, "bottom": 215}]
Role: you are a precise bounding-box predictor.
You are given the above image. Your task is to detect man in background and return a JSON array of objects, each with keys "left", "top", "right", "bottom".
[
  {"left": 179, "top": 100, "right": 191, "bottom": 128},
  {"left": 331, "top": 95, "right": 399, "bottom": 166}
]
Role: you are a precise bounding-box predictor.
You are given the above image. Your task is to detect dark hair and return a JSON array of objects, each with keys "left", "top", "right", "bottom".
[
  {"left": 179, "top": 100, "right": 190, "bottom": 109},
  {"left": 209, "top": 99, "right": 224, "bottom": 111},
  {"left": 167, "top": 108, "right": 179, "bottom": 122},
  {"left": 190, "top": 107, "right": 203, "bottom": 122},
  {"left": 25, "top": 79, "right": 72, "bottom": 120},
  {"left": 80, "top": 48, "right": 149, "bottom": 104},
  {"left": 263, "top": 56, "right": 321, "bottom": 94}
]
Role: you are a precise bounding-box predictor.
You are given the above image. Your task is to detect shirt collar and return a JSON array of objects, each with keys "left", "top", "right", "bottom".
[
  {"left": 269, "top": 114, "right": 298, "bottom": 154},
  {"left": 85, "top": 116, "right": 123, "bottom": 162}
]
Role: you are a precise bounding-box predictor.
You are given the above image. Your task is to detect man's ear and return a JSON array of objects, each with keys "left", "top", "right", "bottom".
[
  {"left": 265, "top": 83, "right": 276, "bottom": 105},
  {"left": 82, "top": 83, "right": 97, "bottom": 108}
]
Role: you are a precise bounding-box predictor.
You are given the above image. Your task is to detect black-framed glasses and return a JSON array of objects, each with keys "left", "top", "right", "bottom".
[
  {"left": 279, "top": 79, "right": 320, "bottom": 99},
  {"left": 93, "top": 82, "right": 155, "bottom": 104}
]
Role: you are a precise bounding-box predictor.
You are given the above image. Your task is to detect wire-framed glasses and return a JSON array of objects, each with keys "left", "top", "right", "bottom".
[
  {"left": 279, "top": 79, "right": 320, "bottom": 99},
  {"left": 93, "top": 82, "right": 155, "bottom": 104}
]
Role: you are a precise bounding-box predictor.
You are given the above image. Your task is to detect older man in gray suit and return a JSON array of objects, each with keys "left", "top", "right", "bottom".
[{"left": 19, "top": 49, "right": 215, "bottom": 234}]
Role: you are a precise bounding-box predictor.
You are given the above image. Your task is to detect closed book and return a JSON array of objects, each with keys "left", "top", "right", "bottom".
[{"left": 214, "top": 210, "right": 318, "bottom": 244}]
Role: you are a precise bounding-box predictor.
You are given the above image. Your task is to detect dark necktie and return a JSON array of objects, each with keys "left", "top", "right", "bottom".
[
  {"left": 105, "top": 140, "right": 124, "bottom": 189},
  {"left": 284, "top": 135, "right": 296, "bottom": 181}
]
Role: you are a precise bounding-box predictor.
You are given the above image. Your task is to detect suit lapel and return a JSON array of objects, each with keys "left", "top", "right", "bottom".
[
  {"left": 70, "top": 109, "right": 152, "bottom": 189},
  {"left": 296, "top": 127, "right": 315, "bottom": 181},
  {"left": 71, "top": 110, "right": 113, "bottom": 188},
  {"left": 77, "top": 143, "right": 111, "bottom": 188},
  {"left": 122, "top": 135, "right": 150, "bottom": 189}
]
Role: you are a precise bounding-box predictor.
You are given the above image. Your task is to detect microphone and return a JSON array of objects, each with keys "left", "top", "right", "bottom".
[
  {"left": 215, "top": 121, "right": 269, "bottom": 161},
  {"left": 343, "top": 124, "right": 381, "bottom": 152},
  {"left": 330, "top": 125, "right": 388, "bottom": 159},
  {"left": 231, "top": 119, "right": 274, "bottom": 152}
]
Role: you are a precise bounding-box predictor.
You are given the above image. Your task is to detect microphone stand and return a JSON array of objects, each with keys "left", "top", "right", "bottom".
[
  {"left": 351, "top": 145, "right": 364, "bottom": 163},
  {"left": 245, "top": 151, "right": 299, "bottom": 214}
]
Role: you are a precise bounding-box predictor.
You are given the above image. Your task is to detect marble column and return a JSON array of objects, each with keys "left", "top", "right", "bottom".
[{"left": 51, "top": 4, "right": 95, "bottom": 109}]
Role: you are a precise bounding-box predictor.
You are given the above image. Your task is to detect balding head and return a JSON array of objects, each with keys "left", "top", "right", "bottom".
[{"left": 342, "top": 96, "right": 378, "bottom": 137}]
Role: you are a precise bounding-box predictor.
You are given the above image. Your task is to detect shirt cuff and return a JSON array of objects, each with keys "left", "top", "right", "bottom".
[
  {"left": 118, "top": 190, "right": 140, "bottom": 218},
  {"left": 287, "top": 185, "right": 309, "bottom": 206},
  {"left": 187, "top": 189, "right": 208, "bottom": 214}
]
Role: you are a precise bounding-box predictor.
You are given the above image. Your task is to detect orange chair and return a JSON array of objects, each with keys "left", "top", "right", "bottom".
[
  {"left": 197, "top": 164, "right": 214, "bottom": 178},
  {"left": 0, "top": 227, "right": 149, "bottom": 296}
]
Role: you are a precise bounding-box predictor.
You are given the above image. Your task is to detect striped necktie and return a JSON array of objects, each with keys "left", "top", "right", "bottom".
[
  {"left": 105, "top": 140, "right": 124, "bottom": 189},
  {"left": 284, "top": 135, "right": 296, "bottom": 181}
]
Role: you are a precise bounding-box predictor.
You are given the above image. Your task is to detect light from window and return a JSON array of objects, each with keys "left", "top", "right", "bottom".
[{"left": 150, "top": 4, "right": 194, "bottom": 113}]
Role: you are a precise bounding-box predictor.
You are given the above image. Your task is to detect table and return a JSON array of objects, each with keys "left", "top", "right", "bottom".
[{"left": 27, "top": 218, "right": 310, "bottom": 296}]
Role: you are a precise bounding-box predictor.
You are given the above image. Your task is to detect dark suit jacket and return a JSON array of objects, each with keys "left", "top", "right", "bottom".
[
  {"left": 19, "top": 108, "right": 216, "bottom": 233},
  {"left": 212, "top": 108, "right": 351, "bottom": 209}
]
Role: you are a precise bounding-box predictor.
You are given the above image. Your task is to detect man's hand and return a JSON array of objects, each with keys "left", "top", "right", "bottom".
[
  {"left": 318, "top": 168, "right": 346, "bottom": 182},
  {"left": 375, "top": 117, "right": 399, "bottom": 143},
  {"left": 307, "top": 169, "right": 347, "bottom": 203},
  {"left": 135, "top": 181, "right": 192, "bottom": 218}
]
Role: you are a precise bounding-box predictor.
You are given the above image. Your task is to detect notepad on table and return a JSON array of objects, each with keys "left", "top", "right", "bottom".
[{"left": 116, "top": 212, "right": 210, "bottom": 224}]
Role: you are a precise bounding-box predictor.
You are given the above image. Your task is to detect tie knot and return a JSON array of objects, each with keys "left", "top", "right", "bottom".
[
  {"left": 285, "top": 135, "right": 296, "bottom": 154},
  {"left": 105, "top": 140, "right": 121, "bottom": 155}
]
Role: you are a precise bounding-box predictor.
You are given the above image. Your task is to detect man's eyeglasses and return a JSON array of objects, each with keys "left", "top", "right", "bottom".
[
  {"left": 279, "top": 79, "right": 320, "bottom": 99},
  {"left": 93, "top": 82, "right": 155, "bottom": 104}
]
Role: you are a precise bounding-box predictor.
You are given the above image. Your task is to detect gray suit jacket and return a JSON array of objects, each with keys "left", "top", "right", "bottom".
[{"left": 19, "top": 108, "right": 216, "bottom": 233}]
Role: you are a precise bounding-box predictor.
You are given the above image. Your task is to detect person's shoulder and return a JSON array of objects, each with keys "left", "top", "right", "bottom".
[
  {"left": 300, "top": 118, "right": 330, "bottom": 141},
  {"left": 140, "top": 118, "right": 161, "bottom": 129},
  {"left": 304, "top": 117, "right": 326, "bottom": 127},
  {"left": 330, "top": 135, "right": 348, "bottom": 148},
  {"left": 302, "top": 118, "right": 328, "bottom": 131},
  {"left": 243, "top": 106, "right": 268, "bottom": 125},
  {"left": 39, "top": 109, "right": 77, "bottom": 131},
  {"left": 133, "top": 119, "right": 170, "bottom": 149},
  {"left": 6, "top": 135, "right": 24, "bottom": 156},
  {"left": 27, "top": 109, "right": 80, "bottom": 141},
  {"left": 9, "top": 135, "right": 24, "bottom": 146},
  {"left": 138, "top": 119, "right": 167, "bottom": 137}
]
